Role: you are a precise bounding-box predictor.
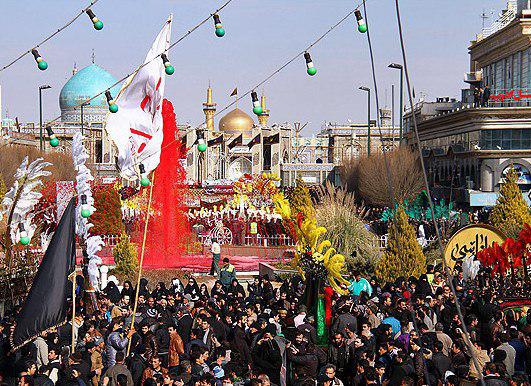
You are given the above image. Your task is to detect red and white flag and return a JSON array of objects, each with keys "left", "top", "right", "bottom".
[{"left": 105, "top": 15, "right": 172, "bottom": 180}]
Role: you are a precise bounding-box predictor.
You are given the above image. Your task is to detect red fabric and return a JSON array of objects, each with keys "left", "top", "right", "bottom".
[
  {"left": 323, "top": 286, "right": 334, "bottom": 327},
  {"left": 139, "top": 99, "right": 190, "bottom": 268}
]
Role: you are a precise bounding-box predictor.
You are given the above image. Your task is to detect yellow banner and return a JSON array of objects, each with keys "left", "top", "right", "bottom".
[{"left": 444, "top": 224, "right": 506, "bottom": 269}]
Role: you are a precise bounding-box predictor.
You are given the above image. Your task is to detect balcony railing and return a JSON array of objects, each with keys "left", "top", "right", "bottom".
[
  {"left": 477, "top": 0, "right": 517, "bottom": 41},
  {"left": 464, "top": 71, "right": 482, "bottom": 84}
]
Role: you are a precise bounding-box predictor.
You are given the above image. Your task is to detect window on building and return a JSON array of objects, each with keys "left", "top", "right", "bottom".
[{"left": 480, "top": 129, "right": 531, "bottom": 150}]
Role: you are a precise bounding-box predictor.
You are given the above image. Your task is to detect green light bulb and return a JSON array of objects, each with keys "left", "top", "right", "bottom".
[
  {"left": 94, "top": 20, "right": 104, "bottom": 30},
  {"left": 253, "top": 106, "right": 263, "bottom": 115},
  {"left": 81, "top": 208, "right": 91, "bottom": 218},
  {"left": 215, "top": 27, "right": 225, "bottom": 37},
  {"left": 198, "top": 143, "right": 207, "bottom": 152},
  {"left": 165, "top": 65, "right": 175, "bottom": 75},
  {"left": 50, "top": 137, "right": 59, "bottom": 147},
  {"left": 358, "top": 24, "right": 367, "bottom": 33},
  {"left": 109, "top": 104, "right": 119, "bottom": 113},
  {"left": 20, "top": 235, "right": 30, "bottom": 245},
  {"left": 307, "top": 67, "right": 317, "bottom": 76},
  {"left": 140, "top": 176, "right": 151, "bottom": 187},
  {"left": 38, "top": 61, "right": 48, "bottom": 71}
]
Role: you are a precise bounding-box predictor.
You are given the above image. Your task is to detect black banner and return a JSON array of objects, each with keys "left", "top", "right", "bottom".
[
  {"left": 247, "top": 133, "right": 261, "bottom": 149},
  {"left": 12, "top": 198, "right": 76, "bottom": 350},
  {"left": 263, "top": 133, "right": 280, "bottom": 145},
  {"left": 228, "top": 133, "right": 243, "bottom": 150},
  {"left": 208, "top": 135, "right": 224, "bottom": 147}
]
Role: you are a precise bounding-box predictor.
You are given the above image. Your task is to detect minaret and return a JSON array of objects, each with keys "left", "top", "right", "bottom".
[
  {"left": 258, "top": 93, "right": 270, "bottom": 126},
  {"left": 203, "top": 83, "right": 216, "bottom": 131}
]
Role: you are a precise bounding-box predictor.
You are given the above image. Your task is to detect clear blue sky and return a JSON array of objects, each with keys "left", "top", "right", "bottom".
[{"left": 0, "top": 0, "right": 506, "bottom": 135}]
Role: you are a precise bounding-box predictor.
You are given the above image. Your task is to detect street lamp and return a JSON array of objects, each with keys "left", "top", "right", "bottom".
[
  {"left": 359, "top": 86, "right": 371, "bottom": 156},
  {"left": 388, "top": 63, "right": 404, "bottom": 142},
  {"left": 38, "top": 85, "right": 52, "bottom": 151}
]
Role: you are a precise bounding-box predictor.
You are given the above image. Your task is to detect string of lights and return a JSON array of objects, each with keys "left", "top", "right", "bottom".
[
  {"left": 120, "top": 0, "right": 370, "bottom": 172},
  {"left": 40, "top": 0, "right": 235, "bottom": 127},
  {"left": 0, "top": 0, "right": 103, "bottom": 73}
]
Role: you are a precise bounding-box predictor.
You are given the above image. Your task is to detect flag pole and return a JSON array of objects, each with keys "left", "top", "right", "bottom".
[
  {"left": 127, "top": 172, "right": 156, "bottom": 356},
  {"left": 71, "top": 269, "right": 76, "bottom": 354}
]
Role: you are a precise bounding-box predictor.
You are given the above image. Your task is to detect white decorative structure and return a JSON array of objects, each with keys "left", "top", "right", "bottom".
[
  {"left": 72, "top": 132, "right": 105, "bottom": 289},
  {"left": 1, "top": 157, "right": 52, "bottom": 245}
]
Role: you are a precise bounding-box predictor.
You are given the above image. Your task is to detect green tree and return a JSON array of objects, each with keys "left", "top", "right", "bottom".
[
  {"left": 112, "top": 233, "right": 139, "bottom": 281},
  {"left": 376, "top": 205, "right": 426, "bottom": 282},
  {"left": 490, "top": 167, "right": 531, "bottom": 238}
]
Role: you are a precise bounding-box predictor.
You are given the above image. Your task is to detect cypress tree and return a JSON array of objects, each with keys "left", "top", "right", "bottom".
[
  {"left": 112, "top": 233, "right": 139, "bottom": 281},
  {"left": 376, "top": 205, "right": 426, "bottom": 283},
  {"left": 490, "top": 167, "right": 531, "bottom": 238}
]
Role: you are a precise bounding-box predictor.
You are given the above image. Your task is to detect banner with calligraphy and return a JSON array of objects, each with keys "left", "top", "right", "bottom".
[
  {"left": 444, "top": 224, "right": 506, "bottom": 269},
  {"left": 489, "top": 89, "right": 531, "bottom": 103}
]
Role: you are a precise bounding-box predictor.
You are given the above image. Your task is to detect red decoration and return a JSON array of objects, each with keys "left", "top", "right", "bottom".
[
  {"left": 477, "top": 224, "right": 531, "bottom": 277},
  {"left": 138, "top": 99, "right": 190, "bottom": 268},
  {"left": 323, "top": 286, "right": 334, "bottom": 327}
]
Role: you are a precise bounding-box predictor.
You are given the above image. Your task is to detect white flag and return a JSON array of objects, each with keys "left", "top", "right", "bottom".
[{"left": 105, "top": 15, "right": 172, "bottom": 180}]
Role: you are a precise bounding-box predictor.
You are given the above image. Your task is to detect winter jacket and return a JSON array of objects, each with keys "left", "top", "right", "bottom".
[
  {"left": 219, "top": 264, "right": 236, "bottom": 287},
  {"left": 168, "top": 331, "right": 185, "bottom": 367},
  {"left": 251, "top": 338, "right": 282, "bottom": 385},
  {"left": 431, "top": 352, "right": 452, "bottom": 381},
  {"left": 105, "top": 331, "right": 128, "bottom": 367}
]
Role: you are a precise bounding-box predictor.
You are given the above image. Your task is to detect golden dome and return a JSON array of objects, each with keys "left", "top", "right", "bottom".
[{"left": 218, "top": 108, "right": 254, "bottom": 138}]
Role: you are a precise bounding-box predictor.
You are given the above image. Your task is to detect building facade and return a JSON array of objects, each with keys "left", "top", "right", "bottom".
[
  {"left": 184, "top": 86, "right": 400, "bottom": 187},
  {"left": 405, "top": 0, "right": 531, "bottom": 206}
]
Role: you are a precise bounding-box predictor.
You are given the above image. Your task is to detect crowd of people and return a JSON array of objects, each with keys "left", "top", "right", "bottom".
[{"left": 0, "top": 261, "right": 530, "bottom": 386}]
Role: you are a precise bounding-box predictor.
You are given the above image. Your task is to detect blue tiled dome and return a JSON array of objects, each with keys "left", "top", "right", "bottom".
[{"left": 59, "top": 64, "right": 121, "bottom": 111}]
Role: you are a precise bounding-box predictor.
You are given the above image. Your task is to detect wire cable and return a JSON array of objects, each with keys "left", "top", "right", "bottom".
[
  {"left": 50, "top": 0, "right": 236, "bottom": 125},
  {"left": 393, "top": 1, "right": 486, "bottom": 384},
  {"left": 362, "top": 0, "right": 396, "bottom": 212},
  {"left": 111, "top": 2, "right": 367, "bottom": 173},
  {"left": 0, "top": 0, "right": 103, "bottom": 73},
  {"left": 363, "top": 3, "right": 431, "bottom": 385}
]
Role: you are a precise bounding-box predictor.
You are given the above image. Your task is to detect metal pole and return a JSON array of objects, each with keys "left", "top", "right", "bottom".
[
  {"left": 391, "top": 84, "right": 395, "bottom": 139},
  {"left": 399, "top": 67, "right": 404, "bottom": 141},
  {"left": 39, "top": 88, "right": 43, "bottom": 152},
  {"left": 367, "top": 89, "right": 371, "bottom": 156},
  {"left": 81, "top": 104, "right": 84, "bottom": 136},
  {"left": 71, "top": 271, "right": 76, "bottom": 353}
]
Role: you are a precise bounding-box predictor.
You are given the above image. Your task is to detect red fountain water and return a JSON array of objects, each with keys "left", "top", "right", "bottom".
[{"left": 141, "top": 99, "right": 190, "bottom": 268}]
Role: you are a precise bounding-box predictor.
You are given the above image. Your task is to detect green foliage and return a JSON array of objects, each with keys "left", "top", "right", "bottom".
[
  {"left": 489, "top": 167, "right": 531, "bottom": 238},
  {"left": 315, "top": 182, "right": 380, "bottom": 275},
  {"left": 112, "top": 233, "right": 139, "bottom": 281},
  {"left": 91, "top": 184, "right": 125, "bottom": 235},
  {"left": 376, "top": 206, "right": 426, "bottom": 283}
]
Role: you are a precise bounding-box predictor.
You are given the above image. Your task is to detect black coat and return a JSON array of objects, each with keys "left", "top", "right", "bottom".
[
  {"left": 287, "top": 343, "right": 319, "bottom": 378},
  {"left": 230, "top": 326, "right": 251, "bottom": 365},
  {"left": 177, "top": 314, "right": 193, "bottom": 344},
  {"left": 251, "top": 338, "right": 282, "bottom": 385},
  {"left": 431, "top": 352, "right": 452, "bottom": 381}
]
